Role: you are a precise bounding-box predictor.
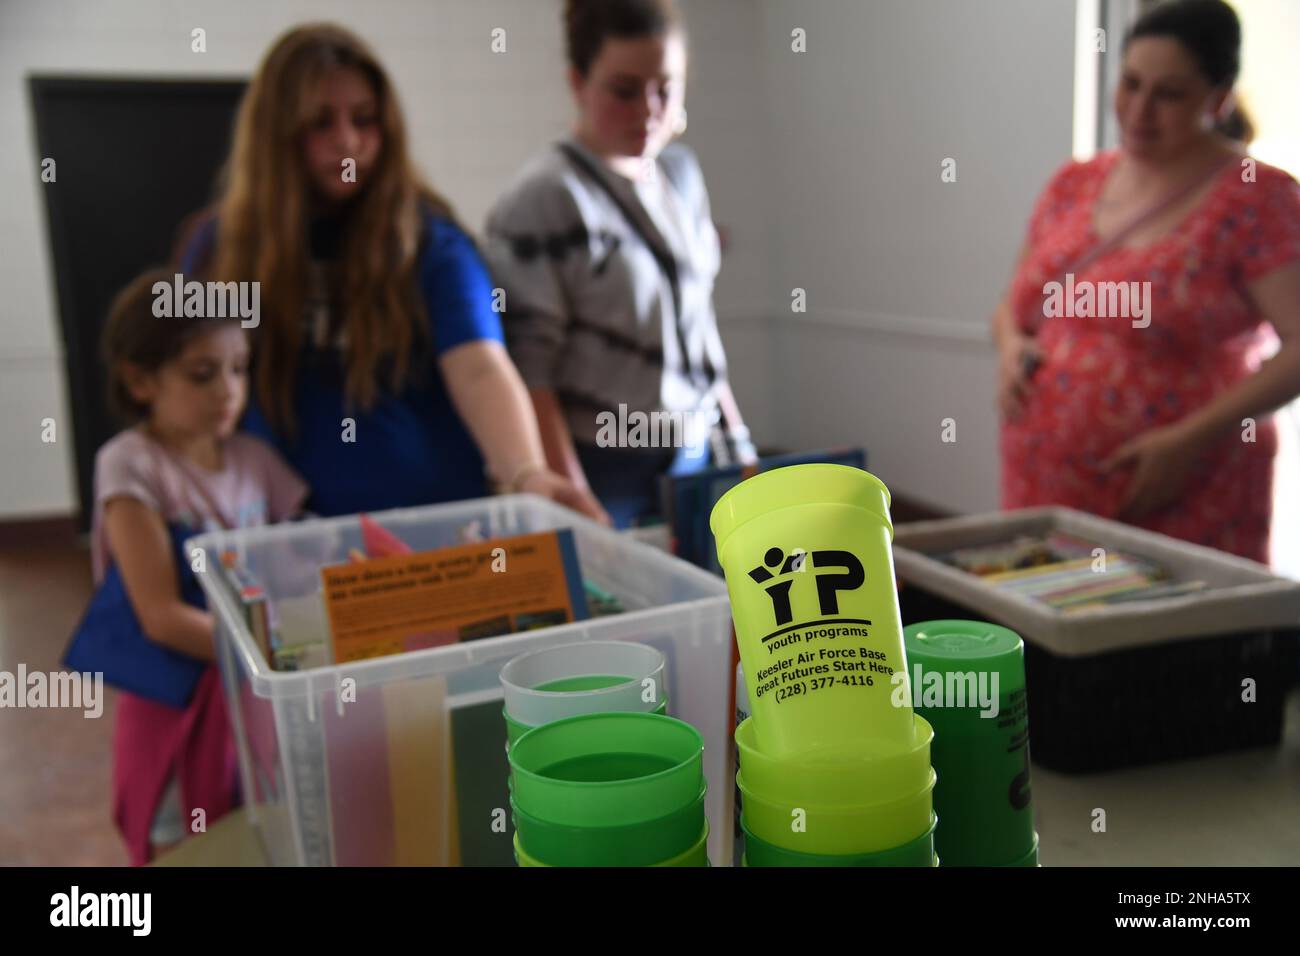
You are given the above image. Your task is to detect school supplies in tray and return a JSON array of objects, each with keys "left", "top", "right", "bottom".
[
  {"left": 894, "top": 507, "right": 1300, "bottom": 771},
  {"left": 217, "top": 552, "right": 272, "bottom": 662},
  {"left": 933, "top": 531, "right": 1208, "bottom": 612},
  {"left": 933, "top": 532, "right": 1097, "bottom": 575}
]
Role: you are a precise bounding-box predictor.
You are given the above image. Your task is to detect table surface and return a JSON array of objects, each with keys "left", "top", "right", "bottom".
[
  {"left": 155, "top": 690, "right": 1300, "bottom": 867},
  {"left": 1032, "top": 690, "right": 1300, "bottom": 865},
  {"left": 152, "top": 804, "right": 266, "bottom": 867}
]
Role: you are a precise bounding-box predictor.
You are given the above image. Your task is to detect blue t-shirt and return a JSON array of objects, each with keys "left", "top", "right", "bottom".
[{"left": 181, "top": 212, "right": 503, "bottom": 516}]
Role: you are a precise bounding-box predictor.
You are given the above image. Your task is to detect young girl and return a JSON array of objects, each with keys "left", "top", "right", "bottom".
[
  {"left": 180, "top": 23, "right": 608, "bottom": 524},
  {"left": 95, "top": 269, "right": 309, "bottom": 865}
]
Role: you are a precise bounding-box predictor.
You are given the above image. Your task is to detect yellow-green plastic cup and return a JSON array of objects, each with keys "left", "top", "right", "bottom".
[
  {"left": 509, "top": 783, "right": 704, "bottom": 866},
  {"left": 710, "top": 464, "right": 913, "bottom": 757},
  {"left": 737, "top": 768, "right": 935, "bottom": 855},
  {"left": 515, "top": 832, "right": 538, "bottom": 867},
  {"left": 734, "top": 714, "right": 933, "bottom": 807},
  {"left": 742, "top": 812, "right": 937, "bottom": 867},
  {"left": 514, "top": 822, "right": 710, "bottom": 868}
]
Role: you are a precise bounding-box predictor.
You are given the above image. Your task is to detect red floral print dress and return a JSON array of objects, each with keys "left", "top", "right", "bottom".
[{"left": 1000, "top": 151, "right": 1300, "bottom": 563}]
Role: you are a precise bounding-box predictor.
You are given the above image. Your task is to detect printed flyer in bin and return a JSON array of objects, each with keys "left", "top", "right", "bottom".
[{"left": 321, "top": 529, "right": 589, "bottom": 664}]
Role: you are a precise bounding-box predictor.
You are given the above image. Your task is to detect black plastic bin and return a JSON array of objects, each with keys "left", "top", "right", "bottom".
[{"left": 893, "top": 508, "right": 1300, "bottom": 773}]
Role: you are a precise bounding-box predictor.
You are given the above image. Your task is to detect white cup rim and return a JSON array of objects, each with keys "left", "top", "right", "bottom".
[{"left": 500, "top": 640, "right": 666, "bottom": 726}]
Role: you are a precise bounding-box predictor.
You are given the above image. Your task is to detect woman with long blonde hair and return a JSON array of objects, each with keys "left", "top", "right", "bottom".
[{"left": 182, "top": 22, "right": 607, "bottom": 522}]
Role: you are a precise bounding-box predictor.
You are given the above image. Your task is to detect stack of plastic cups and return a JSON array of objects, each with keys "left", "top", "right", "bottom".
[
  {"left": 732, "top": 662, "right": 748, "bottom": 868},
  {"left": 508, "top": 712, "right": 709, "bottom": 866},
  {"left": 711, "top": 464, "right": 938, "bottom": 866},
  {"left": 902, "top": 620, "right": 1039, "bottom": 866},
  {"left": 499, "top": 641, "right": 668, "bottom": 752}
]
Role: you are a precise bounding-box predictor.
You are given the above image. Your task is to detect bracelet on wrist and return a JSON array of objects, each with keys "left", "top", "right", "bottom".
[{"left": 493, "top": 460, "right": 547, "bottom": 495}]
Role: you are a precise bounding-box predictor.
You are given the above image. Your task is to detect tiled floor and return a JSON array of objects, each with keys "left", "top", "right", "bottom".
[{"left": 0, "top": 540, "right": 127, "bottom": 866}]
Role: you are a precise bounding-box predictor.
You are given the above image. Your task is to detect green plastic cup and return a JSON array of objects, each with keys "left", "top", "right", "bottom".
[
  {"left": 514, "top": 832, "right": 545, "bottom": 867},
  {"left": 652, "top": 821, "right": 709, "bottom": 867},
  {"left": 509, "top": 712, "right": 704, "bottom": 827},
  {"left": 510, "top": 783, "right": 706, "bottom": 867},
  {"left": 996, "top": 832, "right": 1040, "bottom": 867},
  {"left": 505, "top": 696, "right": 668, "bottom": 751},
  {"left": 903, "top": 620, "right": 1037, "bottom": 867},
  {"left": 737, "top": 768, "right": 935, "bottom": 855},
  {"left": 742, "top": 812, "right": 937, "bottom": 867},
  {"left": 500, "top": 641, "right": 666, "bottom": 727},
  {"left": 734, "top": 713, "right": 933, "bottom": 807},
  {"left": 710, "top": 465, "right": 913, "bottom": 758},
  {"left": 515, "top": 822, "right": 710, "bottom": 868}
]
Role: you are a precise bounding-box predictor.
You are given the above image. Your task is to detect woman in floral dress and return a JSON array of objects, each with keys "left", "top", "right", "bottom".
[{"left": 994, "top": 0, "right": 1300, "bottom": 563}]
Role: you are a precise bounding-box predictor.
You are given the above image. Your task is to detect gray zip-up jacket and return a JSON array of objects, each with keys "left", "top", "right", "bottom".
[{"left": 484, "top": 136, "right": 729, "bottom": 449}]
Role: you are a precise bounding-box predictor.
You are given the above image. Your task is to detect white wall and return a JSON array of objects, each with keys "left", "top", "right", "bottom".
[
  {"left": 675, "top": 0, "right": 780, "bottom": 439},
  {"left": 1235, "top": 0, "right": 1300, "bottom": 177},
  {"left": 751, "top": 0, "right": 1077, "bottom": 513},
  {"left": 1234, "top": 0, "right": 1300, "bottom": 576}
]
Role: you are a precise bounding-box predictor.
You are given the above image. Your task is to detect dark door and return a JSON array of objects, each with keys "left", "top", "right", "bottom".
[{"left": 29, "top": 76, "right": 246, "bottom": 529}]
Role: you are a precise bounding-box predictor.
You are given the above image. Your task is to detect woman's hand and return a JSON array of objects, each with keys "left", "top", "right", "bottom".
[
  {"left": 520, "top": 469, "right": 612, "bottom": 526},
  {"left": 997, "top": 331, "right": 1041, "bottom": 421},
  {"left": 441, "top": 342, "right": 612, "bottom": 525},
  {"left": 1100, "top": 421, "right": 1209, "bottom": 519}
]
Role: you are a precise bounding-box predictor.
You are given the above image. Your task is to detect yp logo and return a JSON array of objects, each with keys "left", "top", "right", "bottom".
[{"left": 747, "top": 547, "right": 864, "bottom": 626}]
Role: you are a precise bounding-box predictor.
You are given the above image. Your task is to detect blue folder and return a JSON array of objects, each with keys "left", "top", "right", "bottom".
[
  {"left": 659, "top": 447, "right": 868, "bottom": 575},
  {"left": 63, "top": 522, "right": 208, "bottom": 709}
]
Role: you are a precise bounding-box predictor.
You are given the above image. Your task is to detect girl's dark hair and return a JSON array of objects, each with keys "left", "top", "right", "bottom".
[
  {"left": 1125, "top": 0, "right": 1251, "bottom": 140},
  {"left": 564, "top": 0, "right": 680, "bottom": 75},
  {"left": 102, "top": 268, "right": 243, "bottom": 423}
]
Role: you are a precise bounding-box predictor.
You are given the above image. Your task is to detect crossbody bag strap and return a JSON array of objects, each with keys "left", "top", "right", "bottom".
[{"left": 556, "top": 142, "right": 716, "bottom": 395}]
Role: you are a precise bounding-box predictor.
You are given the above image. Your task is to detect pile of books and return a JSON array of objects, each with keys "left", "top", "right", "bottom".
[
  {"left": 215, "top": 552, "right": 327, "bottom": 670},
  {"left": 933, "top": 533, "right": 1208, "bottom": 613}
]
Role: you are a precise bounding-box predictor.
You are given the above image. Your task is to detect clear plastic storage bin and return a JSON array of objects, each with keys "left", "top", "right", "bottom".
[{"left": 189, "top": 495, "right": 734, "bottom": 866}]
